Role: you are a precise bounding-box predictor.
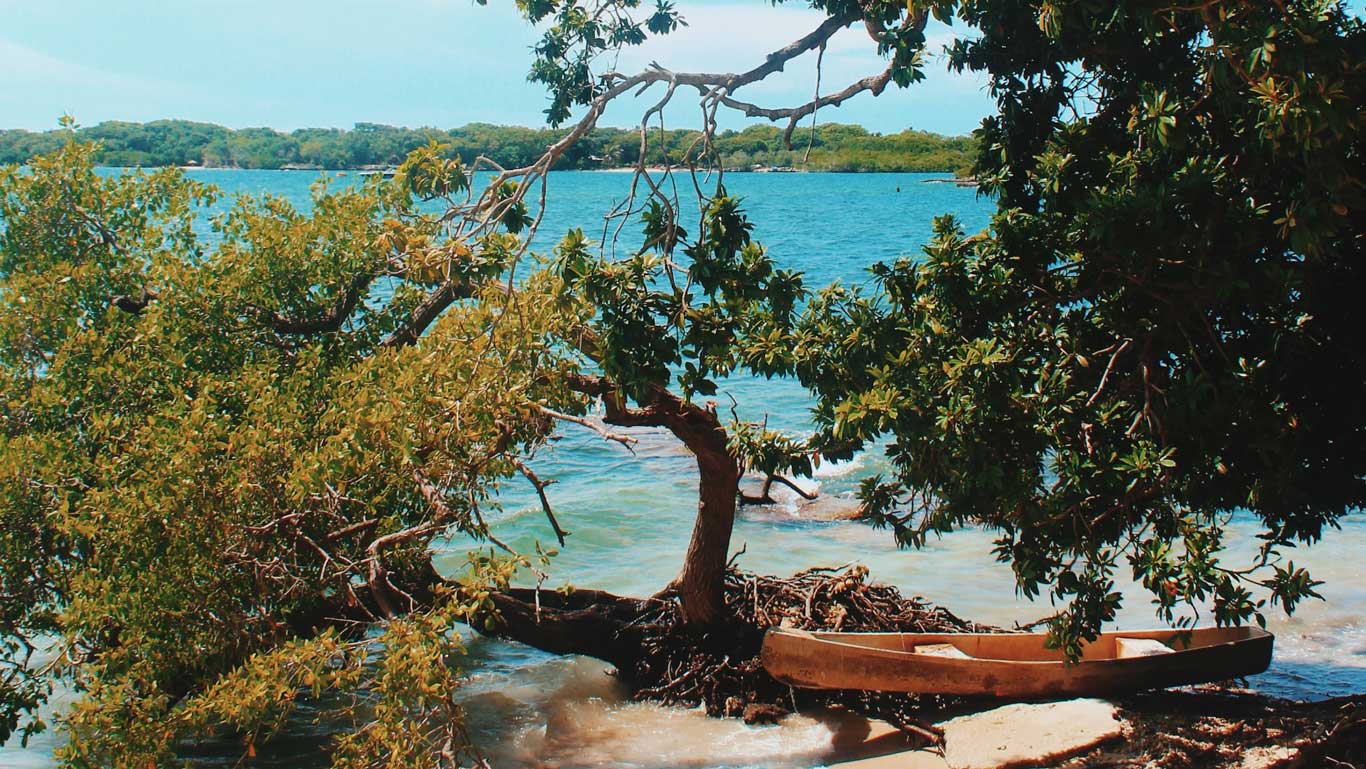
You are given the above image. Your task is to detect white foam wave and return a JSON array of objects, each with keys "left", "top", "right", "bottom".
[
  {"left": 463, "top": 657, "right": 879, "bottom": 769},
  {"left": 811, "top": 451, "right": 870, "bottom": 479}
]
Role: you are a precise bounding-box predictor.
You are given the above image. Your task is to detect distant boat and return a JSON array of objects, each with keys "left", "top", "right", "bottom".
[
  {"left": 922, "top": 176, "right": 979, "bottom": 187},
  {"left": 760, "top": 626, "right": 1273, "bottom": 698},
  {"left": 355, "top": 164, "right": 398, "bottom": 178}
]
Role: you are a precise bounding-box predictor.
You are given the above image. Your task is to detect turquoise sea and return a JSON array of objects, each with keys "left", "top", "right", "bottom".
[{"left": 5, "top": 170, "right": 1363, "bottom": 769}]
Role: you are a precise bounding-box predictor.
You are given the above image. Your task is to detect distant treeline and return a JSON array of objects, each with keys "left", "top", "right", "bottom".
[{"left": 0, "top": 120, "right": 978, "bottom": 174}]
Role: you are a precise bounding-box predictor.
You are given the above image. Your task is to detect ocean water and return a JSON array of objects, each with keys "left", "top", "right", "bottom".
[{"left": 5, "top": 170, "right": 1362, "bottom": 769}]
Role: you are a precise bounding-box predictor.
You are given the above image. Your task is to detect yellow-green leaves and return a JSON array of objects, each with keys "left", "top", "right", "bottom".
[
  {"left": 393, "top": 140, "right": 469, "bottom": 203},
  {"left": 0, "top": 140, "right": 584, "bottom": 765}
]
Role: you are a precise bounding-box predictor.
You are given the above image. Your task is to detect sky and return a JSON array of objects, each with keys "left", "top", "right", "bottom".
[{"left": 0, "top": 0, "right": 995, "bottom": 136}]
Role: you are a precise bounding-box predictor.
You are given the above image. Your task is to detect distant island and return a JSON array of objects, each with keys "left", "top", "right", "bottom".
[{"left": 0, "top": 119, "right": 977, "bottom": 175}]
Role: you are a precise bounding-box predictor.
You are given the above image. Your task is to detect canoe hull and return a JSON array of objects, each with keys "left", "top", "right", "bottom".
[{"left": 760, "top": 626, "right": 1274, "bottom": 698}]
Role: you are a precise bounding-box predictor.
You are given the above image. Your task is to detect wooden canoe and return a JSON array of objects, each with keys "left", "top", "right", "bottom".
[{"left": 760, "top": 626, "right": 1273, "bottom": 698}]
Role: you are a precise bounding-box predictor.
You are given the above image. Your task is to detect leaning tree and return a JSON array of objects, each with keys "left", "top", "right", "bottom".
[
  {"left": 0, "top": 4, "right": 920, "bottom": 756},
  {"left": 2, "top": 0, "right": 1362, "bottom": 767},
  {"left": 0, "top": 115, "right": 850, "bottom": 766}
]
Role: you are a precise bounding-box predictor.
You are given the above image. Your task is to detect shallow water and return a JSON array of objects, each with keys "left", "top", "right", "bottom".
[{"left": 4, "top": 170, "right": 1362, "bottom": 768}]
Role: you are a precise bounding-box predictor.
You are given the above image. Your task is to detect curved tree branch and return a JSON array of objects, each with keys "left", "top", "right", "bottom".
[
  {"left": 715, "top": 63, "right": 897, "bottom": 149},
  {"left": 562, "top": 371, "right": 740, "bottom": 624},
  {"left": 254, "top": 268, "right": 383, "bottom": 335},
  {"left": 379, "top": 278, "right": 477, "bottom": 348},
  {"left": 769, "top": 474, "right": 819, "bottom": 501},
  {"left": 538, "top": 405, "right": 639, "bottom": 451}
]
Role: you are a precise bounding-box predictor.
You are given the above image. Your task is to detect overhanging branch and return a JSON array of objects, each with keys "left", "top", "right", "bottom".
[
  {"left": 716, "top": 64, "right": 897, "bottom": 149},
  {"left": 253, "top": 269, "right": 383, "bottom": 336},
  {"left": 513, "top": 458, "right": 569, "bottom": 546},
  {"left": 379, "top": 278, "right": 477, "bottom": 348},
  {"left": 538, "top": 405, "right": 639, "bottom": 451}
]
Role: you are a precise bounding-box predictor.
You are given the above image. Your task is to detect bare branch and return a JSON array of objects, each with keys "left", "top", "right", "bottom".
[
  {"left": 804, "top": 41, "right": 827, "bottom": 163},
  {"left": 538, "top": 405, "right": 639, "bottom": 451},
  {"left": 323, "top": 517, "right": 379, "bottom": 543},
  {"left": 739, "top": 474, "right": 819, "bottom": 505},
  {"left": 438, "top": 11, "right": 870, "bottom": 254},
  {"left": 768, "top": 474, "right": 819, "bottom": 501},
  {"left": 716, "top": 63, "right": 897, "bottom": 149},
  {"left": 513, "top": 458, "right": 569, "bottom": 546},
  {"left": 1087, "top": 337, "right": 1133, "bottom": 407},
  {"left": 683, "top": 11, "right": 858, "bottom": 92},
  {"left": 366, "top": 468, "right": 466, "bottom": 617}
]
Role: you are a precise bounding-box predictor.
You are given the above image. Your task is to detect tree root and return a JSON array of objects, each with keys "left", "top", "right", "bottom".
[{"left": 485, "top": 564, "right": 1003, "bottom": 745}]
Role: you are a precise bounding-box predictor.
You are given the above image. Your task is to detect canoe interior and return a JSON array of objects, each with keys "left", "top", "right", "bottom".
[
  {"left": 761, "top": 626, "right": 1274, "bottom": 697},
  {"left": 786, "top": 626, "right": 1269, "bottom": 662}
]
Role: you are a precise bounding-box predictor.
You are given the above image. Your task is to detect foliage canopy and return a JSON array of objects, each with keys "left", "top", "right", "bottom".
[
  {"left": 796, "top": 0, "right": 1365, "bottom": 655},
  {"left": 0, "top": 136, "right": 583, "bottom": 760},
  {"left": 0, "top": 126, "right": 819, "bottom": 764}
]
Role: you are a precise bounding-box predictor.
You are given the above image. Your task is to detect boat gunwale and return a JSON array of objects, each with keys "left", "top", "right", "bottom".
[{"left": 765, "top": 626, "right": 1273, "bottom": 667}]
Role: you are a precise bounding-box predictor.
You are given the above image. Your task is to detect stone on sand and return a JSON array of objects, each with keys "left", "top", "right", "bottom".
[
  {"left": 940, "top": 699, "right": 1123, "bottom": 769},
  {"left": 828, "top": 699, "right": 1122, "bottom": 769}
]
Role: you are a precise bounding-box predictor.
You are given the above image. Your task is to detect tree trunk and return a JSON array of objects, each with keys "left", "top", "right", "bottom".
[
  {"left": 642, "top": 393, "right": 740, "bottom": 626},
  {"left": 486, "top": 587, "right": 657, "bottom": 671},
  {"left": 672, "top": 443, "right": 740, "bottom": 624},
  {"left": 562, "top": 372, "right": 741, "bottom": 625}
]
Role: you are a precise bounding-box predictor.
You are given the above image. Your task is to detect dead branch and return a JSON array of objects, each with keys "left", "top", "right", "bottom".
[
  {"left": 537, "top": 405, "right": 639, "bottom": 451},
  {"left": 512, "top": 458, "right": 569, "bottom": 546},
  {"left": 436, "top": 10, "right": 894, "bottom": 266},
  {"left": 716, "top": 63, "right": 897, "bottom": 149},
  {"left": 804, "top": 41, "right": 826, "bottom": 163}
]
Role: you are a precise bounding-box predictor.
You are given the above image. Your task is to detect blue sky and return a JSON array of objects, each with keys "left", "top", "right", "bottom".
[{"left": 0, "top": 0, "right": 994, "bottom": 135}]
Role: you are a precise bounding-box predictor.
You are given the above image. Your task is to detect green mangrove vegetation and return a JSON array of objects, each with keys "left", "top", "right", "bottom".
[{"left": 0, "top": 120, "right": 978, "bottom": 174}]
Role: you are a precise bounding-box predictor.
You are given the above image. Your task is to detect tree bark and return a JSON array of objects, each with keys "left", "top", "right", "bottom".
[
  {"left": 563, "top": 372, "right": 740, "bottom": 625},
  {"left": 670, "top": 424, "right": 740, "bottom": 625},
  {"left": 485, "top": 587, "right": 658, "bottom": 671}
]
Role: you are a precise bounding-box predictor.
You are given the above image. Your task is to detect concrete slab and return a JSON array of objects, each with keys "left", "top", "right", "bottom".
[{"left": 940, "top": 699, "right": 1123, "bottom": 769}]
